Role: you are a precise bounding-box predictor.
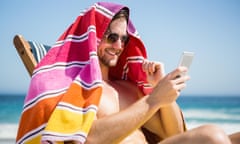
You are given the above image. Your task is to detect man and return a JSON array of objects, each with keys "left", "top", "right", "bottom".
[
  {"left": 86, "top": 4, "right": 239, "bottom": 144},
  {"left": 16, "top": 2, "right": 239, "bottom": 144}
]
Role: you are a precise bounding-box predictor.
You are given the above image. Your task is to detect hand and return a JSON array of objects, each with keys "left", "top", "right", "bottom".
[
  {"left": 142, "top": 60, "right": 165, "bottom": 88},
  {"left": 149, "top": 67, "right": 190, "bottom": 106}
]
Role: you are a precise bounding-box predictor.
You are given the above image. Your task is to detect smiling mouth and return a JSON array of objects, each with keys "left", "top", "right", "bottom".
[{"left": 106, "top": 48, "right": 121, "bottom": 56}]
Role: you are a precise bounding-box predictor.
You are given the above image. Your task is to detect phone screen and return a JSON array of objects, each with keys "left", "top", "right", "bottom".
[
  {"left": 178, "top": 51, "right": 194, "bottom": 76},
  {"left": 179, "top": 52, "right": 194, "bottom": 68}
]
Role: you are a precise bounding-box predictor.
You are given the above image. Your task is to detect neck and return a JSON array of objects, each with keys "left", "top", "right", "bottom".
[{"left": 99, "top": 61, "right": 110, "bottom": 82}]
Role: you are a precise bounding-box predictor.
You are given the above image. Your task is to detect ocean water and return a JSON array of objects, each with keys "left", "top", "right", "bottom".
[
  {"left": 0, "top": 94, "right": 240, "bottom": 142},
  {"left": 177, "top": 95, "right": 240, "bottom": 134}
]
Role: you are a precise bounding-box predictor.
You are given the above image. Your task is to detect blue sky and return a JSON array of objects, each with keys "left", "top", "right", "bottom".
[{"left": 1, "top": 0, "right": 240, "bottom": 96}]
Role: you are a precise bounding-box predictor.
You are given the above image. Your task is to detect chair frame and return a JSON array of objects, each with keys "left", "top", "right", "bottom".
[{"left": 13, "top": 35, "right": 37, "bottom": 76}]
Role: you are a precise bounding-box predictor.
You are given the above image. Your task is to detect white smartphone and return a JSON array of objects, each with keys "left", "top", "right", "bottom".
[{"left": 178, "top": 51, "right": 194, "bottom": 76}]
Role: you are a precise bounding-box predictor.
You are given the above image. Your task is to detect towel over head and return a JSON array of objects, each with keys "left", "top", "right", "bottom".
[{"left": 16, "top": 2, "right": 151, "bottom": 144}]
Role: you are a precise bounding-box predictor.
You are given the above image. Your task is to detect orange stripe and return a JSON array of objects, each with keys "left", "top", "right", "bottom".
[
  {"left": 61, "top": 83, "right": 102, "bottom": 107},
  {"left": 16, "top": 95, "right": 62, "bottom": 141},
  {"left": 17, "top": 84, "right": 102, "bottom": 141}
]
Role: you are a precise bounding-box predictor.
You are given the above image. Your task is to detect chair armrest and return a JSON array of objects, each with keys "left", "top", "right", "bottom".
[{"left": 13, "top": 35, "right": 37, "bottom": 76}]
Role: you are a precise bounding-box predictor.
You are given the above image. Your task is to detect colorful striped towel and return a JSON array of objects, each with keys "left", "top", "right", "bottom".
[{"left": 16, "top": 2, "right": 150, "bottom": 144}]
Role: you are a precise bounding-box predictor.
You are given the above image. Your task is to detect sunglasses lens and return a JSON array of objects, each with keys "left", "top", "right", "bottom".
[
  {"left": 121, "top": 36, "right": 129, "bottom": 44},
  {"left": 106, "top": 33, "right": 129, "bottom": 45},
  {"left": 107, "top": 33, "right": 119, "bottom": 43}
]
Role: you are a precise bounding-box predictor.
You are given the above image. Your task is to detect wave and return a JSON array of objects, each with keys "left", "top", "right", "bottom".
[
  {"left": 0, "top": 123, "right": 18, "bottom": 139},
  {"left": 182, "top": 108, "right": 240, "bottom": 122},
  {"left": 183, "top": 108, "right": 240, "bottom": 134},
  {"left": 186, "top": 121, "right": 240, "bottom": 135}
]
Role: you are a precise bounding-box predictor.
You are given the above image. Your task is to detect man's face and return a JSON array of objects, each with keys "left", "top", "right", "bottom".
[{"left": 98, "top": 17, "right": 128, "bottom": 67}]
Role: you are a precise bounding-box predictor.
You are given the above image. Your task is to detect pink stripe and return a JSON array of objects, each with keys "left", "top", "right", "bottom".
[
  {"left": 36, "top": 38, "right": 95, "bottom": 69},
  {"left": 25, "top": 59, "right": 102, "bottom": 103},
  {"left": 25, "top": 68, "right": 76, "bottom": 103},
  {"left": 77, "top": 58, "right": 102, "bottom": 83}
]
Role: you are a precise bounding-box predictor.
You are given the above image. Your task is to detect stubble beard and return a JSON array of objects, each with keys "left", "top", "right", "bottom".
[{"left": 99, "top": 54, "right": 118, "bottom": 67}]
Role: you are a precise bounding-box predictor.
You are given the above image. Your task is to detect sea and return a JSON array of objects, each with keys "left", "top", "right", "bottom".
[{"left": 0, "top": 94, "right": 240, "bottom": 143}]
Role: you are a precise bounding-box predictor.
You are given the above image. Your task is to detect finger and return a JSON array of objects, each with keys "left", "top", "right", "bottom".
[
  {"left": 174, "top": 75, "right": 190, "bottom": 84},
  {"left": 142, "top": 60, "right": 155, "bottom": 74},
  {"left": 151, "top": 61, "right": 163, "bottom": 74},
  {"left": 175, "top": 82, "right": 187, "bottom": 92},
  {"left": 171, "top": 67, "right": 188, "bottom": 80},
  {"left": 142, "top": 60, "right": 148, "bottom": 72},
  {"left": 153, "top": 62, "right": 160, "bottom": 72},
  {"left": 143, "top": 60, "right": 165, "bottom": 75},
  {"left": 149, "top": 61, "right": 155, "bottom": 74},
  {"left": 156, "top": 62, "right": 165, "bottom": 76}
]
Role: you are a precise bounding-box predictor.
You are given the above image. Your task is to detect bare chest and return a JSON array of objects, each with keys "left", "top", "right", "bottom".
[
  {"left": 97, "top": 81, "right": 139, "bottom": 118},
  {"left": 97, "top": 81, "right": 147, "bottom": 143}
]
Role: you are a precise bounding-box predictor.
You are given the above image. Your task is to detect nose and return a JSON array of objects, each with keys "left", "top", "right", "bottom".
[{"left": 111, "top": 39, "right": 123, "bottom": 50}]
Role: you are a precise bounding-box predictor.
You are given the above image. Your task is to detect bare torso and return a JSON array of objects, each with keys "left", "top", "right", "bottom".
[{"left": 97, "top": 80, "right": 147, "bottom": 144}]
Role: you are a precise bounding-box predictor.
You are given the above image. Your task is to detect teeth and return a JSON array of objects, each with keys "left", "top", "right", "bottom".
[
  {"left": 108, "top": 51, "right": 115, "bottom": 55},
  {"left": 106, "top": 49, "right": 119, "bottom": 56}
]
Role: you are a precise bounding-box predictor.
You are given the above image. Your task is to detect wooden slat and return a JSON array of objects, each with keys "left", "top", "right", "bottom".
[{"left": 13, "top": 35, "right": 37, "bottom": 76}]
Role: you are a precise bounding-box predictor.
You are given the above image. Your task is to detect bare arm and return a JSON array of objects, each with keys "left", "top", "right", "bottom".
[
  {"left": 86, "top": 67, "right": 188, "bottom": 144},
  {"left": 143, "top": 102, "right": 186, "bottom": 139},
  {"left": 86, "top": 95, "right": 159, "bottom": 144},
  {"left": 142, "top": 60, "right": 188, "bottom": 139},
  {"left": 158, "top": 102, "right": 186, "bottom": 135}
]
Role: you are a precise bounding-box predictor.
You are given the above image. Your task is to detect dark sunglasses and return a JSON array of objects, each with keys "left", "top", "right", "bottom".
[{"left": 105, "top": 32, "right": 129, "bottom": 46}]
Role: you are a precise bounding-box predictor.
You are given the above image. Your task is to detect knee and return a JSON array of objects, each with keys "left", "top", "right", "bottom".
[{"left": 194, "top": 125, "right": 231, "bottom": 144}]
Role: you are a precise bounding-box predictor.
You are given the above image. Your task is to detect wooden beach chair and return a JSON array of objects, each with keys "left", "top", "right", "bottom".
[{"left": 13, "top": 35, "right": 51, "bottom": 76}]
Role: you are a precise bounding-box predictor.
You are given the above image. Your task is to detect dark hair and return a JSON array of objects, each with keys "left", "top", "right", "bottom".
[
  {"left": 112, "top": 8, "right": 129, "bottom": 23},
  {"left": 103, "top": 8, "right": 129, "bottom": 43}
]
